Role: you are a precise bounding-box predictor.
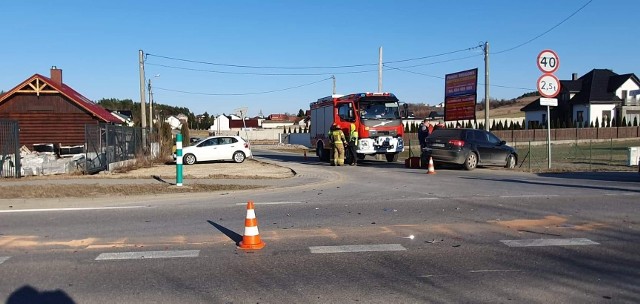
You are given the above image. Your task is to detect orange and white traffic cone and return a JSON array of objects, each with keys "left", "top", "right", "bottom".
[
  {"left": 427, "top": 157, "right": 436, "bottom": 174},
  {"left": 239, "top": 200, "right": 266, "bottom": 250}
]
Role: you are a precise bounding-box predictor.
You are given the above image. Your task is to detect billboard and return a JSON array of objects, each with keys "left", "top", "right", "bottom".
[
  {"left": 444, "top": 95, "right": 477, "bottom": 122},
  {"left": 444, "top": 68, "right": 478, "bottom": 121}
]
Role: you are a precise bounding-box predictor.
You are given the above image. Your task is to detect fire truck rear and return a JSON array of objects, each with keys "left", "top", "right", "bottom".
[{"left": 310, "top": 92, "right": 404, "bottom": 163}]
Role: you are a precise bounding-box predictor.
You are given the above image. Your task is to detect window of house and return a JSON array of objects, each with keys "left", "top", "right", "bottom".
[{"left": 602, "top": 110, "right": 610, "bottom": 123}]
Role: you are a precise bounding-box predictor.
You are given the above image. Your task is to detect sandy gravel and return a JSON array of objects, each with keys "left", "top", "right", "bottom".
[{"left": 110, "top": 158, "right": 295, "bottom": 179}]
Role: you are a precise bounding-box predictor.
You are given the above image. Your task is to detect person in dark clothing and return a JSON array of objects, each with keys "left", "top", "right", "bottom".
[{"left": 418, "top": 119, "right": 431, "bottom": 149}]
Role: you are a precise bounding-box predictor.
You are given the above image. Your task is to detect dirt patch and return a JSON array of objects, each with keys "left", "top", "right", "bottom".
[
  {"left": 109, "top": 158, "right": 295, "bottom": 179},
  {"left": 1, "top": 184, "right": 265, "bottom": 199}
]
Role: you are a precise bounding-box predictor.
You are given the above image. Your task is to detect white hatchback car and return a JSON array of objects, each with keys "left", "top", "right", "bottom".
[{"left": 175, "top": 136, "right": 252, "bottom": 165}]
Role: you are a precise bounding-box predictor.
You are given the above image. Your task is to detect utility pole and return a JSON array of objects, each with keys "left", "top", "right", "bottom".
[
  {"left": 148, "top": 78, "right": 153, "bottom": 134},
  {"left": 138, "top": 50, "right": 147, "bottom": 147},
  {"left": 378, "top": 46, "right": 383, "bottom": 93},
  {"left": 332, "top": 75, "right": 336, "bottom": 95},
  {"left": 483, "top": 41, "right": 490, "bottom": 131}
]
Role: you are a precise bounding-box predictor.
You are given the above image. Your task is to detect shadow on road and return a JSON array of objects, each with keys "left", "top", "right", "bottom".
[
  {"left": 152, "top": 175, "right": 174, "bottom": 185},
  {"left": 6, "top": 285, "right": 75, "bottom": 304},
  {"left": 537, "top": 171, "right": 640, "bottom": 183},
  {"left": 460, "top": 175, "right": 640, "bottom": 193},
  {"left": 253, "top": 149, "right": 407, "bottom": 169},
  {"left": 207, "top": 220, "right": 243, "bottom": 245}
]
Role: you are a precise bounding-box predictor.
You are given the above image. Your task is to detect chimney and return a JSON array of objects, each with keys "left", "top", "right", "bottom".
[
  {"left": 572, "top": 73, "right": 578, "bottom": 81},
  {"left": 50, "top": 66, "right": 62, "bottom": 85}
]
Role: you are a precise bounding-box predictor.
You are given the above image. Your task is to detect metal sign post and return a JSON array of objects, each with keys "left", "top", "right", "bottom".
[{"left": 537, "top": 50, "right": 561, "bottom": 169}]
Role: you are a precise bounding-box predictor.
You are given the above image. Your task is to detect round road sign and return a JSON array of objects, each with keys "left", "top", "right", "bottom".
[
  {"left": 537, "top": 49, "right": 560, "bottom": 74},
  {"left": 537, "top": 74, "right": 561, "bottom": 98}
]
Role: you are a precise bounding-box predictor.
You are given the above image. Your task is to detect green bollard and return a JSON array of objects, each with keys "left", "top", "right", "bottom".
[{"left": 176, "top": 133, "right": 183, "bottom": 187}]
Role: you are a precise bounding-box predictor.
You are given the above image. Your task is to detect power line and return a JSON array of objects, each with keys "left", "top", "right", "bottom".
[
  {"left": 384, "top": 45, "right": 483, "bottom": 64},
  {"left": 386, "top": 65, "right": 535, "bottom": 91},
  {"left": 389, "top": 54, "right": 483, "bottom": 69},
  {"left": 492, "top": 0, "right": 593, "bottom": 54},
  {"left": 154, "top": 77, "right": 333, "bottom": 96},
  {"left": 384, "top": 65, "right": 444, "bottom": 79},
  {"left": 146, "top": 62, "right": 378, "bottom": 76},
  {"left": 145, "top": 45, "right": 482, "bottom": 70},
  {"left": 147, "top": 53, "right": 376, "bottom": 69}
]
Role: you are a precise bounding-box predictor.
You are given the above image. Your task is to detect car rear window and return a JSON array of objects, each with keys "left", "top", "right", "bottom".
[{"left": 430, "top": 129, "right": 464, "bottom": 139}]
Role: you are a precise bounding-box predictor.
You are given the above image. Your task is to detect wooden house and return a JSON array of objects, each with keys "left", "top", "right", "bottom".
[{"left": 0, "top": 67, "right": 121, "bottom": 147}]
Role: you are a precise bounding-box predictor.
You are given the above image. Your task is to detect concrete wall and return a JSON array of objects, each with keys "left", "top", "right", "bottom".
[{"left": 286, "top": 133, "right": 311, "bottom": 147}]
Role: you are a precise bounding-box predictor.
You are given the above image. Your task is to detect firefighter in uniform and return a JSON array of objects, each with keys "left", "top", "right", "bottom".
[
  {"left": 348, "top": 123, "right": 358, "bottom": 166},
  {"left": 329, "top": 123, "right": 346, "bottom": 166}
]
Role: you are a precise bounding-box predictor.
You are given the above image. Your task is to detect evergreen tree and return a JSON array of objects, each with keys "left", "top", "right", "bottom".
[
  {"left": 634, "top": 117, "right": 638, "bottom": 126},
  {"left": 297, "top": 109, "right": 305, "bottom": 117},
  {"left": 590, "top": 121, "right": 594, "bottom": 128},
  {"left": 180, "top": 123, "right": 190, "bottom": 147},
  {"left": 622, "top": 117, "right": 627, "bottom": 127}
]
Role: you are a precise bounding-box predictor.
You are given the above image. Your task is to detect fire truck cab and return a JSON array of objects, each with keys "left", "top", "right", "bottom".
[{"left": 310, "top": 92, "right": 405, "bottom": 163}]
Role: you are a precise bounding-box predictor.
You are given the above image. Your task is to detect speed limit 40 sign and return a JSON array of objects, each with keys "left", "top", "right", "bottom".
[{"left": 537, "top": 49, "right": 559, "bottom": 74}]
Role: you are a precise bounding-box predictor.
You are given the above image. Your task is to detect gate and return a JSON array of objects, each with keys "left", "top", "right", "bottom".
[{"left": 0, "top": 120, "right": 21, "bottom": 178}]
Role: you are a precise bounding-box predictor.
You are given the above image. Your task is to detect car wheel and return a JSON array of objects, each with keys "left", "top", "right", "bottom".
[
  {"left": 385, "top": 153, "right": 399, "bottom": 163},
  {"left": 317, "top": 142, "right": 330, "bottom": 162},
  {"left": 464, "top": 152, "right": 477, "bottom": 170},
  {"left": 233, "top": 151, "right": 246, "bottom": 163},
  {"left": 505, "top": 154, "right": 516, "bottom": 169},
  {"left": 183, "top": 153, "right": 196, "bottom": 165}
]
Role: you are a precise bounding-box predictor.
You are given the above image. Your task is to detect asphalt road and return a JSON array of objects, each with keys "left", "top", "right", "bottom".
[{"left": 1, "top": 150, "right": 639, "bottom": 303}]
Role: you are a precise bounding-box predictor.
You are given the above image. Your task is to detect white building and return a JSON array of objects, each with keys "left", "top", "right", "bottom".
[{"left": 521, "top": 69, "right": 640, "bottom": 128}]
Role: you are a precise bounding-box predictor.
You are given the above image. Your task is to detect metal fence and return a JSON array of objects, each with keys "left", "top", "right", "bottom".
[
  {"left": 85, "top": 123, "right": 143, "bottom": 174},
  {"left": 403, "top": 137, "right": 640, "bottom": 172},
  {"left": 0, "top": 120, "right": 21, "bottom": 178},
  {"left": 514, "top": 139, "right": 640, "bottom": 172}
]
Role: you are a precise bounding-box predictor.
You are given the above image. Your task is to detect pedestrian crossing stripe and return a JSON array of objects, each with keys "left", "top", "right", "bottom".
[
  {"left": 501, "top": 238, "right": 599, "bottom": 247},
  {"left": 95, "top": 250, "right": 200, "bottom": 260}
]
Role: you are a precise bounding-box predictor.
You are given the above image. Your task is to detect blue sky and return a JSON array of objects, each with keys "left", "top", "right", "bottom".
[{"left": 1, "top": 0, "right": 638, "bottom": 118}]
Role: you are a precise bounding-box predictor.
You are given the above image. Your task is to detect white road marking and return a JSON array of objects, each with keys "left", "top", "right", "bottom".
[
  {"left": 95, "top": 250, "right": 200, "bottom": 260},
  {"left": 235, "top": 201, "right": 304, "bottom": 206},
  {"left": 309, "top": 244, "right": 406, "bottom": 254},
  {"left": 499, "top": 195, "right": 559, "bottom": 198},
  {"left": 501, "top": 238, "right": 599, "bottom": 247},
  {"left": 0, "top": 206, "right": 148, "bottom": 213},
  {"left": 419, "top": 269, "right": 523, "bottom": 278},
  {"left": 0, "top": 256, "right": 10, "bottom": 265},
  {"left": 468, "top": 269, "right": 523, "bottom": 273}
]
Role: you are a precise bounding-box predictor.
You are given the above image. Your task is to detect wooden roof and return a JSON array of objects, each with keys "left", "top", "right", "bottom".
[{"left": 0, "top": 73, "right": 121, "bottom": 123}]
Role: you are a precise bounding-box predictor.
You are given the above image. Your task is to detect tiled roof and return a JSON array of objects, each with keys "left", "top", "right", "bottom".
[{"left": 570, "top": 69, "right": 623, "bottom": 105}]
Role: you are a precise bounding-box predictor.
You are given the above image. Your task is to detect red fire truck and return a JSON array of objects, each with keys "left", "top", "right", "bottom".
[{"left": 310, "top": 92, "right": 405, "bottom": 163}]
